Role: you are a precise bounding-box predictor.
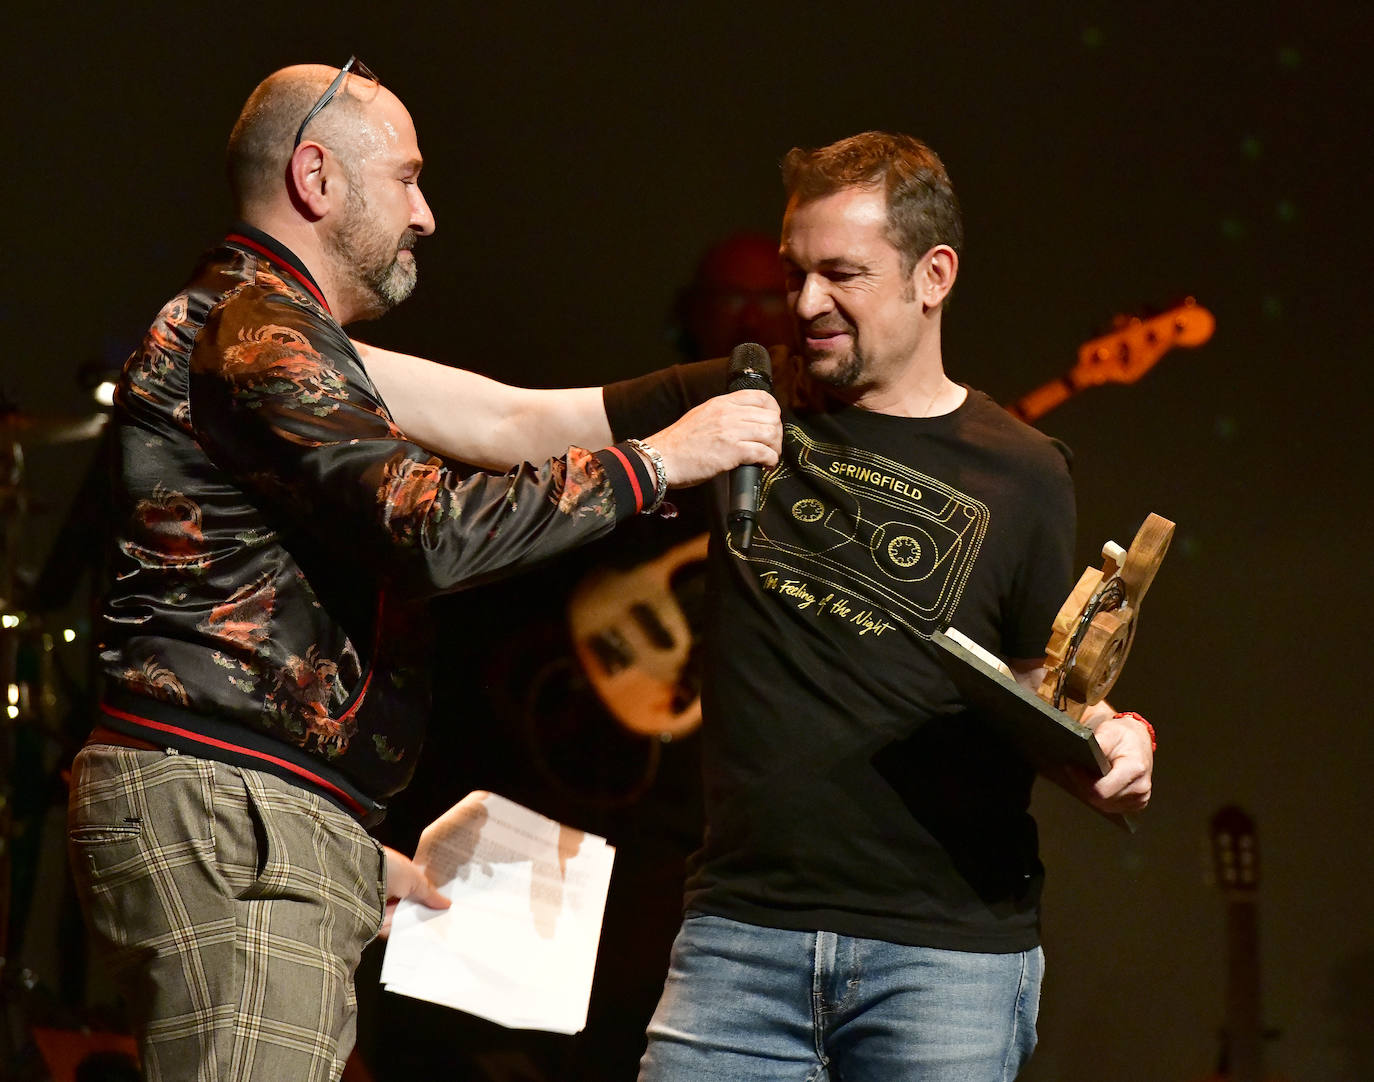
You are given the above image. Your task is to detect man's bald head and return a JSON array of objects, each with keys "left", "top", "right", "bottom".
[
  {"left": 222, "top": 62, "right": 434, "bottom": 323},
  {"left": 226, "top": 63, "right": 378, "bottom": 213}
]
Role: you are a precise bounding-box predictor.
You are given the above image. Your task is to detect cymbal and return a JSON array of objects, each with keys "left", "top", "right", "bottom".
[{"left": 0, "top": 410, "right": 107, "bottom": 446}]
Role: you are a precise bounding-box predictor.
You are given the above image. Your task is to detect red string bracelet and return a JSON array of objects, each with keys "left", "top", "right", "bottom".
[{"left": 1113, "top": 711, "right": 1156, "bottom": 751}]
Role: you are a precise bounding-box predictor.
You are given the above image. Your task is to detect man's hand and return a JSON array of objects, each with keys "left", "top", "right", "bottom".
[
  {"left": 1010, "top": 661, "right": 1154, "bottom": 817},
  {"left": 646, "top": 389, "right": 782, "bottom": 487},
  {"left": 380, "top": 844, "right": 450, "bottom": 939},
  {"left": 1064, "top": 710, "right": 1154, "bottom": 815}
]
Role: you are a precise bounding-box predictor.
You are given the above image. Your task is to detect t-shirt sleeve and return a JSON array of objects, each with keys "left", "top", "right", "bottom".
[
  {"left": 603, "top": 357, "right": 727, "bottom": 441},
  {"left": 188, "top": 286, "right": 658, "bottom": 599},
  {"left": 1001, "top": 442, "right": 1076, "bottom": 659}
]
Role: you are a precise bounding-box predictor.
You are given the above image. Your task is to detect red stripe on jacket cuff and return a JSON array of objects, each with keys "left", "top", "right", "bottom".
[{"left": 596, "top": 443, "right": 655, "bottom": 515}]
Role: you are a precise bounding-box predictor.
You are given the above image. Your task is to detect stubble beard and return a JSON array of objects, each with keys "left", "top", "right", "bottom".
[
  {"left": 808, "top": 348, "right": 864, "bottom": 388},
  {"left": 800, "top": 320, "right": 865, "bottom": 389}
]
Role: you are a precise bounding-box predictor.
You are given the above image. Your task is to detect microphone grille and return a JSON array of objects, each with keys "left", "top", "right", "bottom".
[{"left": 727, "top": 342, "right": 772, "bottom": 392}]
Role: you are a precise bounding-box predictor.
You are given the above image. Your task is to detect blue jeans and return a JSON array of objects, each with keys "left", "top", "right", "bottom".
[{"left": 639, "top": 914, "right": 1042, "bottom": 1082}]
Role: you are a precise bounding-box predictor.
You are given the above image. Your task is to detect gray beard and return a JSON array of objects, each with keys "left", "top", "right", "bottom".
[
  {"left": 366, "top": 246, "right": 417, "bottom": 309},
  {"left": 327, "top": 198, "right": 418, "bottom": 318}
]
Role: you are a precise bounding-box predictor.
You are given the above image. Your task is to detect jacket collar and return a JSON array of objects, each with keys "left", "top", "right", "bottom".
[{"left": 224, "top": 222, "right": 331, "bottom": 314}]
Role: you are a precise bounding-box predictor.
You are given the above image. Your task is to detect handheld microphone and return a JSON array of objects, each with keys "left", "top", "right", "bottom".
[{"left": 726, "top": 342, "right": 773, "bottom": 551}]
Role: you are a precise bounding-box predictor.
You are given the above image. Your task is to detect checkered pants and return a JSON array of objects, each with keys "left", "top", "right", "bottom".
[{"left": 68, "top": 744, "right": 386, "bottom": 1082}]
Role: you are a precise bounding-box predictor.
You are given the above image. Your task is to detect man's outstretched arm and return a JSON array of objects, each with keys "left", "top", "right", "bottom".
[
  {"left": 354, "top": 340, "right": 781, "bottom": 487},
  {"left": 355, "top": 341, "right": 614, "bottom": 468}
]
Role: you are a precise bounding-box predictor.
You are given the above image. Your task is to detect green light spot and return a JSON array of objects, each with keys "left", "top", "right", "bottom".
[
  {"left": 1221, "top": 218, "right": 1247, "bottom": 241},
  {"left": 1276, "top": 200, "right": 1297, "bottom": 223},
  {"left": 1214, "top": 416, "right": 1238, "bottom": 441},
  {"left": 1262, "top": 295, "right": 1284, "bottom": 319},
  {"left": 1081, "top": 26, "right": 1104, "bottom": 48},
  {"left": 1240, "top": 136, "right": 1263, "bottom": 160},
  {"left": 1277, "top": 46, "right": 1302, "bottom": 69}
]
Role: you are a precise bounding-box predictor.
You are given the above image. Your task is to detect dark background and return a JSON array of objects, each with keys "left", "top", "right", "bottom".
[{"left": 4, "top": 3, "right": 1372, "bottom": 1080}]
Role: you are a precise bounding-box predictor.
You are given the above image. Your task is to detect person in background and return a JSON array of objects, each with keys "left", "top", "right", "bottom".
[{"left": 671, "top": 230, "right": 795, "bottom": 362}]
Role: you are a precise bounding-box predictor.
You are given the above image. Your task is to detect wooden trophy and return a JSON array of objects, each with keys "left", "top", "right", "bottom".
[
  {"left": 1038, "top": 512, "right": 1174, "bottom": 719},
  {"left": 932, "top": 513, "right": 1174, "bottom": 829}
]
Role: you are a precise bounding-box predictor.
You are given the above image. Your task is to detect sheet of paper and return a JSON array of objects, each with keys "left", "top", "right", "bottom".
[{"left": 379, "top": 790, "right": 615, "bottom": 1034}]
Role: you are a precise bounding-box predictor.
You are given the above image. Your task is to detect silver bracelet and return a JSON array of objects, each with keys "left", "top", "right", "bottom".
[{"left": 626, "top": 438, "right": 668, "bottom": 513}]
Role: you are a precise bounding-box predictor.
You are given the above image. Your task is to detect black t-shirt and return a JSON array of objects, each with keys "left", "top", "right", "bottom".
[{"left": 604, "top": 358, "right": 1075, "bottom": 951}]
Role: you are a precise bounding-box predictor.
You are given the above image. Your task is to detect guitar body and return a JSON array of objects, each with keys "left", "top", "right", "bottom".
[{"left": 567, "top": 534, "right": 709, "bottom": 739}]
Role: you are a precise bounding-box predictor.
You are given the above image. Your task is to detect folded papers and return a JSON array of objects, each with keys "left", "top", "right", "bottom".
[{"left": 380, "top": 790, "right": 616, "bottom": 1033}]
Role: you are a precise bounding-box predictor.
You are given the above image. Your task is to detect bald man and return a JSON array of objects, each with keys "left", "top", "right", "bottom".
[{"left": 67, "top": 60, "right": 780, "bottom": 1082}]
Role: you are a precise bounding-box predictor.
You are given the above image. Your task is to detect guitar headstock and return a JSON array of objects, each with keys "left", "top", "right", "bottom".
[
  {"left": 1210, "top": 803, "right": 1260, "bottom": 901},
  {"left": 1073, "top": 298, "right": 1215, "bottom": 388}
]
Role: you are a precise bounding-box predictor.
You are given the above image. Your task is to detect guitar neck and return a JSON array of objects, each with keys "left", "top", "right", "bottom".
[
  {"left": 1207, "top": 805, "right": 1273, "bottom": 1082},
  {"left": 1006, "top": 377, "right": 1076, "bottom": 425},
  {"left": 1224, "top": 900, "right": 1264, "bottom": 1082},
  {"left": 1005, "top": 299, "right": 1215, "bottom": 426}
]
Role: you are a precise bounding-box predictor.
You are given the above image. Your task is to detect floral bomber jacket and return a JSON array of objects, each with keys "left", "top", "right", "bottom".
[{"left": 97, "top": 225, "right": 656, "bottom": 824}]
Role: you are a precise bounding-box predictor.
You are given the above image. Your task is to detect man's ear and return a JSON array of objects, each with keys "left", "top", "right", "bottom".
[
  {"left": 286, "top": 142, "right": 335, "bottom": 222},
  {"left": 917, "top": 244, "right": 958, "bottom": 313}
]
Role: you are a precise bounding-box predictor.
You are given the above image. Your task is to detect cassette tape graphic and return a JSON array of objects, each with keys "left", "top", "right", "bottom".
[{"left": 738, "top": 426, "right": 989, "bottom": 635}]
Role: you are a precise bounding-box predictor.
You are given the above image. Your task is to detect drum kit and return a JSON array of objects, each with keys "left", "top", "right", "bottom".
[{"left": 1, "top": 397, "right": 114, "bottom": 1075}]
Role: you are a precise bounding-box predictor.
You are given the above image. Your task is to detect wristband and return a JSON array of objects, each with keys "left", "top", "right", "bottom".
[
  {"left": 1113, "top": 711, "right": 1156, "bottom": 751},
  {"left": 626, "top": 438, "right": 668, "bottom": 513}
]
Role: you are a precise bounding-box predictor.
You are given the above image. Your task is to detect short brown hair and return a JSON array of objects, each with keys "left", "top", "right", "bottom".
[{"left": 782, "top": 131, "right": 963, "bottom": 275}]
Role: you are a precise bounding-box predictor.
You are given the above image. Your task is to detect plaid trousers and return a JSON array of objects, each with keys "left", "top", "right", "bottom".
[{"left": 68, "top": 744, "right": 386, "bottom": 1082}]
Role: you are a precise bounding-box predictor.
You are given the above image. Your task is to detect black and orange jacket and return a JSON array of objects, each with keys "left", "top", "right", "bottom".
[{"left": 96, "top": 225, "right": 656, "bottom": 824}]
